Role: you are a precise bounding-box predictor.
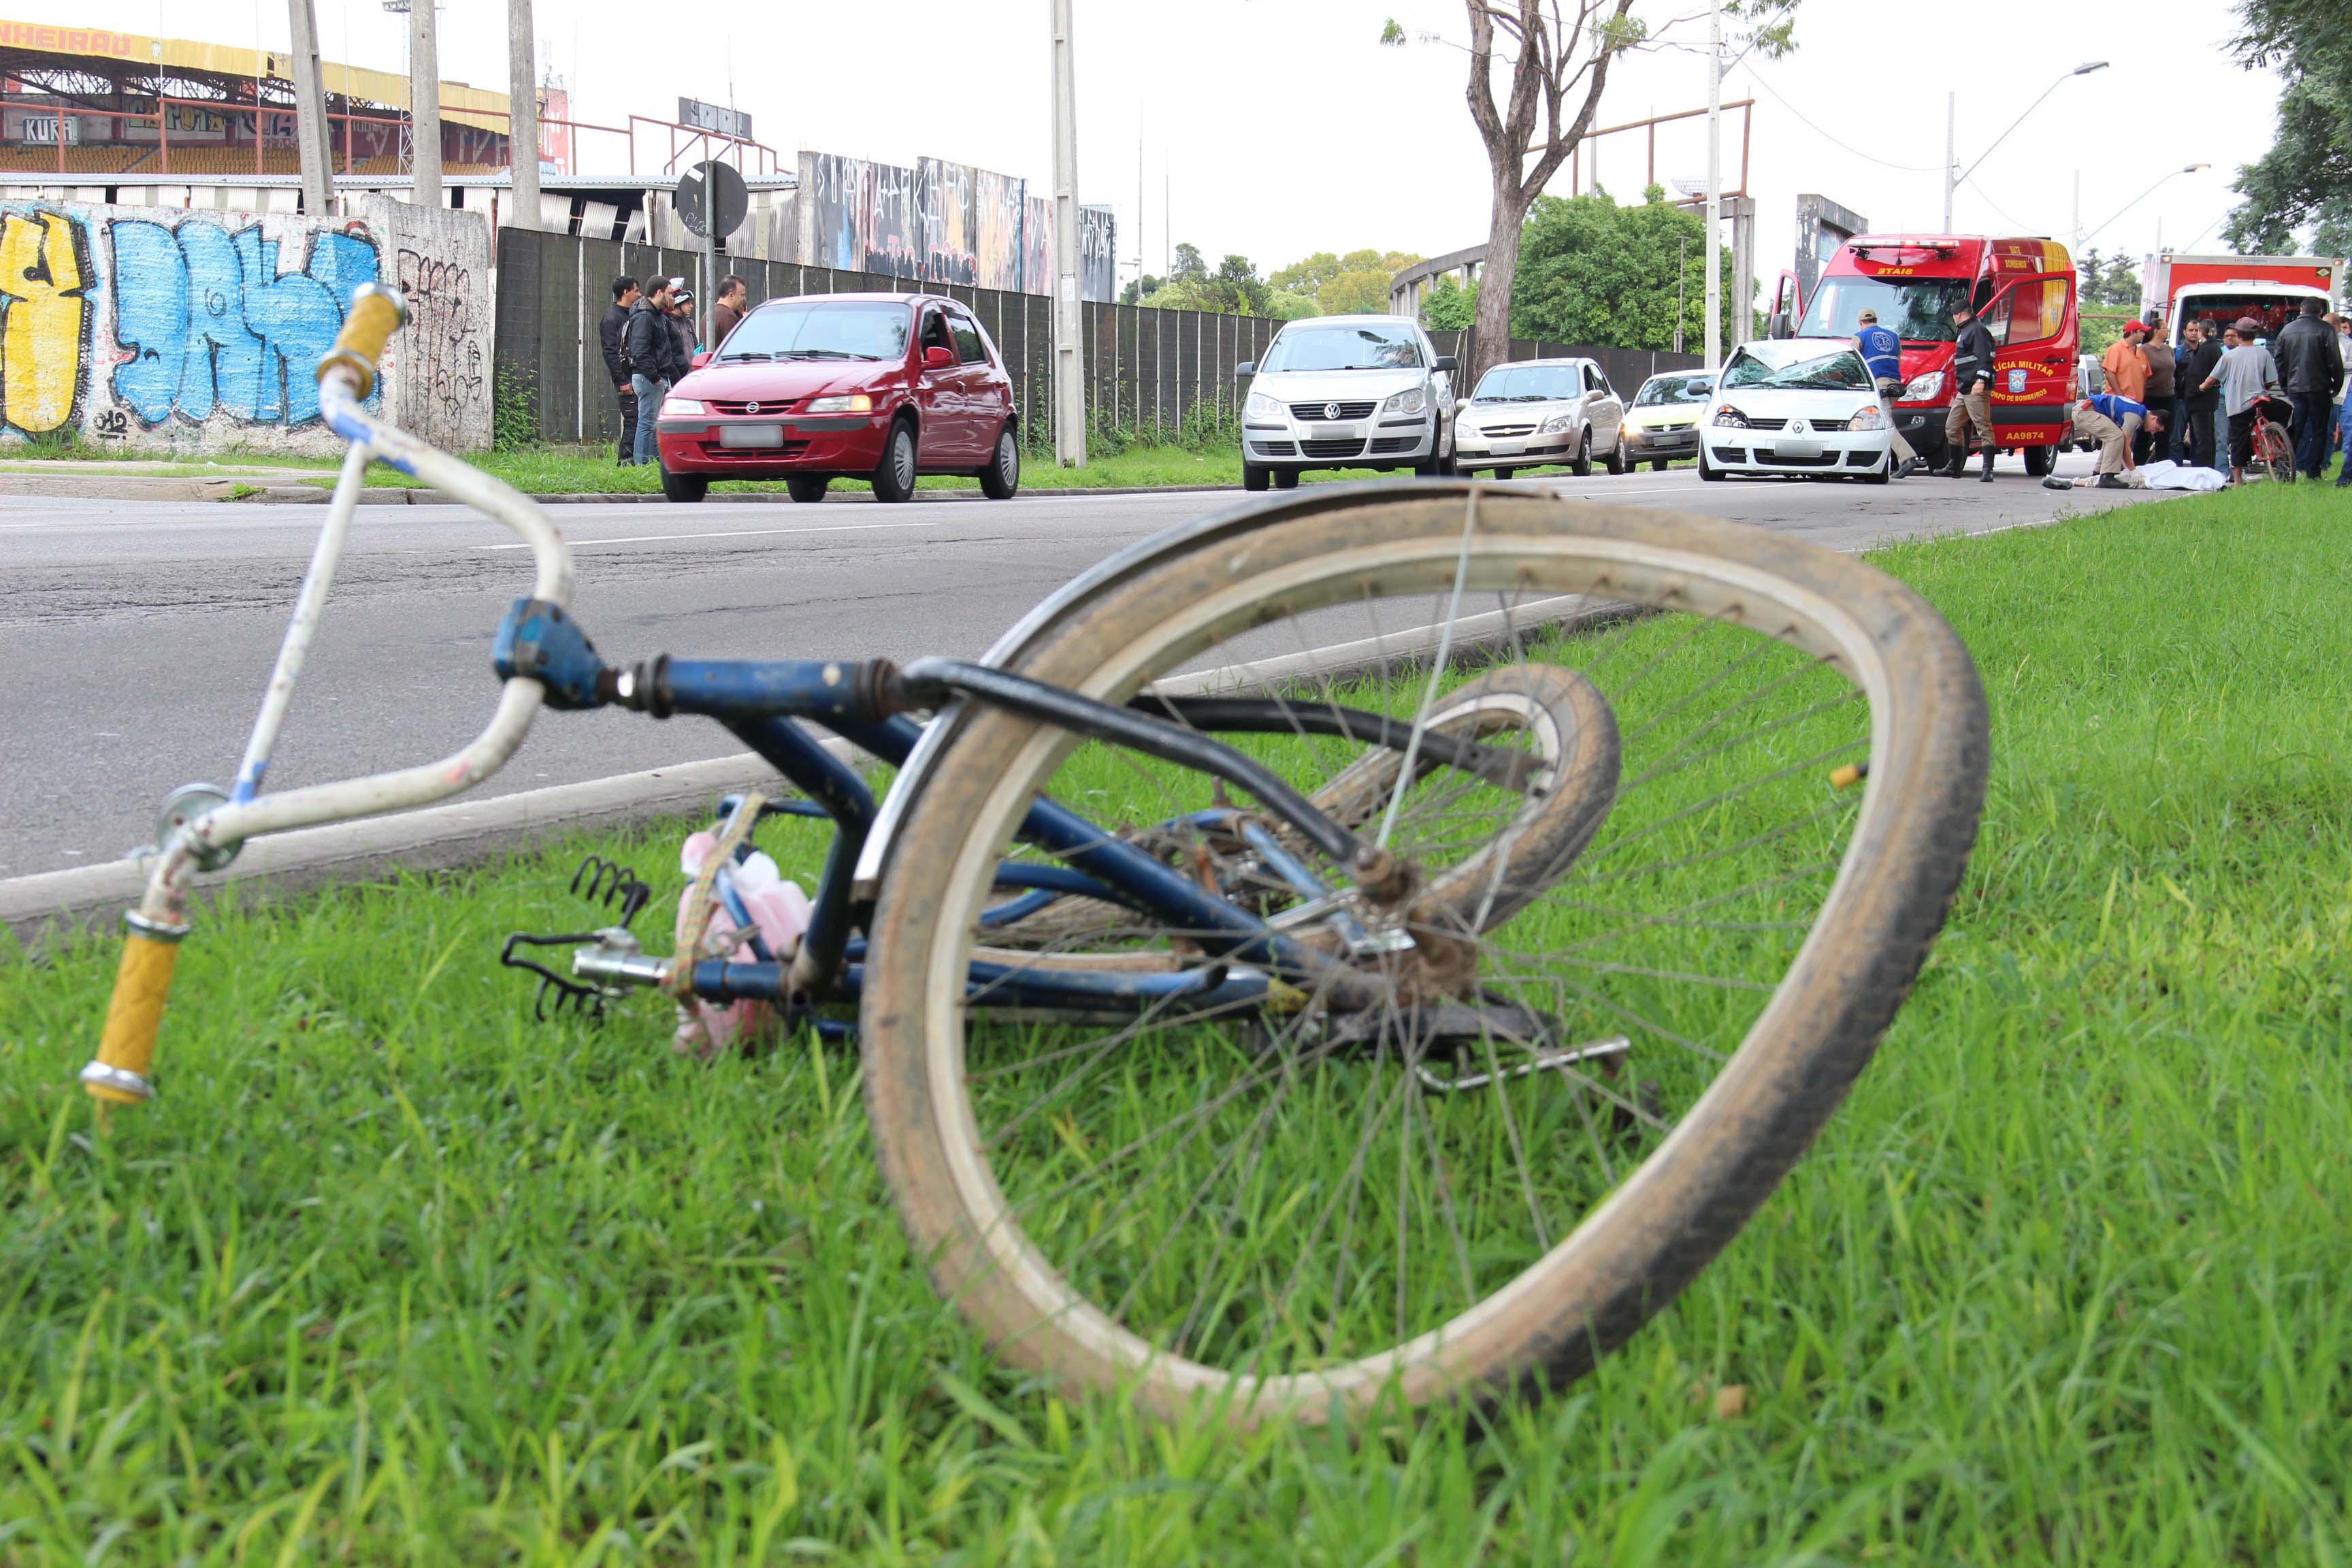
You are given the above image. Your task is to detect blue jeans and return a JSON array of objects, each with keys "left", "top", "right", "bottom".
[
  {"left": 2338, "top": 406, "right": 2352, "bottom": 485},
  {"left": 2210, "top": 407, "right": 2230, "bottom": 473},
  {"left": 2290, "top": 390, "right": 2331, "bottom": 477},
  {"left": 631, "top": 374, "right": 666, "bottom": 466},
  {"left": 2167, "top": 396, "right": 2189, "bottom": 463}
]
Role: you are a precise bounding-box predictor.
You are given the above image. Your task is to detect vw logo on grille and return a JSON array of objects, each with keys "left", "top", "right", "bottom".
[
  {"left": 745, "top": 401, "right": 762, "bottom": 414},
  {"left": 1324, "top": 402, "right": 1341, "bottom": 420}
]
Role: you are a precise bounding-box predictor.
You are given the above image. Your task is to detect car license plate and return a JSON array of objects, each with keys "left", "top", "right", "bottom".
[
  {"left": 719, "top": 423, "right": 785, "bottom": 448},
  {"left": 1490, "top": 440, "right": 1525, "bottom": 455},
  {"left": 1774, "top": 440, "right": 1821, "bottom": 460},
  {"left": 1310, "top": 424, "right": 1360, "bottom": 441}
]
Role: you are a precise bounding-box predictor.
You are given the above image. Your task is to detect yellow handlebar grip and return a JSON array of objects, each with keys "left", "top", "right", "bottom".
[
  {"left": 315, "top": 282, "right": 410, "bottom": 399},
  {"left": 81, "top": 913, "right": 189, "bottom": 1105}
]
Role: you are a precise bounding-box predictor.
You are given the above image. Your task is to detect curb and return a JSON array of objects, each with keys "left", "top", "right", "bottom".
[
  {"left": 0, "top": 749, "right": 805, "bottom": 948},
  {"left": 0, "top": 474, "right": 245, "bottom": 503},
  {"left": 0, "top": 593, "right": 1616, "bottom": 949},
  {"left": 246, "top": 482, "right": 1241, "bottom": 506}
]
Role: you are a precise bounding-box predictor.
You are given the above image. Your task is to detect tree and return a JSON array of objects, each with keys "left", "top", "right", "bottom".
[
  {"left": 1138, "top": 249, "right": 1273, "bottom": 316},
  {"left": 2074, "top": 249, "right": 2145, "bottom": 359},
  {"left": 2223, "top": 0, "right": 2352, "bottom": 256},
  {"left": 1390, "top": 0, "right": 1795, "bottom": 380},
  {"left": 1510, "top": 186, "right": 1731, "bottom": 349},
  {"left": 1120, "top": 273, "right": 1164, "bottom": 306},
  {"left": 1422, "top": 274, "right": 1480, "bottom": 329}
]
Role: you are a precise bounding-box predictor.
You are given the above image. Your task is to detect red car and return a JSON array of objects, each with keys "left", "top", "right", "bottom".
[{"left": 653, "top": 291, "right": 1022, "bottom": 503}]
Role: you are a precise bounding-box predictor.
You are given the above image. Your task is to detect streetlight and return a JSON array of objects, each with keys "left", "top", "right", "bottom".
[
  {"left": 2078, "top": 164, "right": 2210, "bottom": 250},
  {"left": 1944, "top": 61, "right": 2108, "bottom": 229}
]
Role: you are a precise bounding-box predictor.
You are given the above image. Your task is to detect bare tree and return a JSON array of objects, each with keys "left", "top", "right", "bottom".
[{"left": 1424, "top": 1, "right": 1794, "bottom": 381}]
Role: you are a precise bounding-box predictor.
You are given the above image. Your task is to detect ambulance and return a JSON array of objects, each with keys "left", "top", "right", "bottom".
[{"left": 1778, "top": 234, "right": 2078, "bottom": 474}]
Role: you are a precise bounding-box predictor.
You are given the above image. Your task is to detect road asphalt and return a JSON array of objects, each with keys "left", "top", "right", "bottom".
[{"left": 1, "top": 452, "right": 2172, "bottom": 880}]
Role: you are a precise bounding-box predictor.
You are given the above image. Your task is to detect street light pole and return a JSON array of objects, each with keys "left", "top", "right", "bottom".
[
  {"left": 507, "top": 0, "right": 540, "bottom": 231},
  {"left": 2078, "top": 164, "right": 2210, "bottom": 250},
  {"left": 285, "top": 0, "right": 337, "bottom": 217},
  {"left": 1051, "top": 0, "right": 1086, "bottom": 468},
  {"left": 1947, "top": 62, "right": 2107, "bottom": 229},
  {"left": 1942, "top": 93, "right": 1954, "bottom": 231},
  {"left": 1703, "top": 0, "right": 1721, "bottom": 371},
  {"left": 409, "top": 0, "right": 442, "bottom": 207}
]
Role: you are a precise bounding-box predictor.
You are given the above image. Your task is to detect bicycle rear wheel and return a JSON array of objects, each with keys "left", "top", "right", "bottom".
[{"left": 862, "top": 488, "right": 1987, "bottom": 1426}]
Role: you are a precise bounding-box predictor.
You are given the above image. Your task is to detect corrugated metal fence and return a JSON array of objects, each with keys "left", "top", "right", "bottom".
[{"left": 493, "top": 227, "right": 1702, "bottom": 451}]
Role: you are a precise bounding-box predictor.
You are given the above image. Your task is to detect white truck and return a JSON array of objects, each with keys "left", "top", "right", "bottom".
[{"left": 2140, "top": 252, "right": 2344, "bottom": 348}]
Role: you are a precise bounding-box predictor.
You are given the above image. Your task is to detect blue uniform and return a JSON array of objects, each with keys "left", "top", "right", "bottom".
[
  {"left": 2087, "top": 392, "right": 2147, "bottom": 425},
  {"left": 1857, "top": 324, "right": 1902, "bottom": 383}
]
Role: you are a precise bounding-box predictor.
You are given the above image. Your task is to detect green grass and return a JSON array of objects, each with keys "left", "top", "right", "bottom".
[{"left": 5, "top": 485, "right": 2351, "bottom": 1561}]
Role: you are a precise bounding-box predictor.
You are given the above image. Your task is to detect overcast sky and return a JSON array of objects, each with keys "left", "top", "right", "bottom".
[{"left": 115, "top": 0, "right": 2289, "bottom": 291}]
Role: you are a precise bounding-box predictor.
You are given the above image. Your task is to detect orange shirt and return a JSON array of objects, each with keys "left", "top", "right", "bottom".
[{"left": 2102, "top": 340, "right": 2149, "bottom": 404}]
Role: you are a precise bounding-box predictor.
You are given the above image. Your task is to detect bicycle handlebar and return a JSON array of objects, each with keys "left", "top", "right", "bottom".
[
  {"left": 315, "top": 281, "right": 408, "bottom": 401},
  {"left": 85, "top": 286, "right": 578, "bottom": 1107}
]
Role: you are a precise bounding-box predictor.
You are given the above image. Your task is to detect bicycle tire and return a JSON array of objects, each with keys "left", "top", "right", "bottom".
[{"left": 861, "top": 489, "right": 1988, "bottom": 1426}]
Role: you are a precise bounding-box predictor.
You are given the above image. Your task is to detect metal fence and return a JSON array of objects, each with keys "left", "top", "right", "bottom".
[{"left": 492, "top": 227, "right": 1703, "bottom": 452}]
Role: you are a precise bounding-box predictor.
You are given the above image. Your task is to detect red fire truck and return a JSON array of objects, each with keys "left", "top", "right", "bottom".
[
  {"left": 2141, "top": 253, "right": 2342, "bottom": 348},
  {"left": 1779, "top": 234, "right": 2078, "bottom": 474}
]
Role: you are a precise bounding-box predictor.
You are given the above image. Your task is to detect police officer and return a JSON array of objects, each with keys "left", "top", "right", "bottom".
[
  {"left": 1854, "top": 308, "right": 1921, "bottom": 478},
  {"left": 1942, "top": 299, "right": 1999, "bottom": 482}
]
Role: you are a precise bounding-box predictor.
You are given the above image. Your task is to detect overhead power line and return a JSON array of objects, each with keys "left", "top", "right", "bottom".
[{"left": 1738, "top": 65, "right": 1942, "bottom": 174}]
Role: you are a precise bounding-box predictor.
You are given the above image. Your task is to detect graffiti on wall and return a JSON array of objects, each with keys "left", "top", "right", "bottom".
[
  {"left": 395, "top": 245, "right": 483, "bottom": 431},
  {"left": 800, "top": 150, "right": 1116, "bottom": 301},
  {"left": 0, "top": 197, "right": 493, "bottom": 453},
  {"left": 0, "top": 208, "right": 93, "bottom": 435},
  {"left": 112, "top": 218, "right": 379, "bottom": 428}
]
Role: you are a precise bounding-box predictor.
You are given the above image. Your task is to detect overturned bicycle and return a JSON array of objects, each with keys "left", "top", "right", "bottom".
[{"left": 84, "top": 284, "right": 1989, "bottom": 1429}]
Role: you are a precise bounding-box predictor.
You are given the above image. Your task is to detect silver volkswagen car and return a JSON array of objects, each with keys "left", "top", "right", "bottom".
[
  {"left": 1237, "top": 315, "right": 1458, "bottom": 491},
  {"left": 1453, "top": 357, "right": 1629, "bottom": 478}
]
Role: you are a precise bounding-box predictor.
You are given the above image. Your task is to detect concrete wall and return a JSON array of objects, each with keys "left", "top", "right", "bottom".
[{"left": 0, "top": 193, "right": 491, "bottom": 455}]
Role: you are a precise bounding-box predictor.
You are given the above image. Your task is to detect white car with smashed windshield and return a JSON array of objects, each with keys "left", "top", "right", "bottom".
[
  {"left": 1237, "top": 316, "right": 1458, "bottom": 491},
  {"left": 1699, "top": 339, "right": 1895, "bottom": 484}
]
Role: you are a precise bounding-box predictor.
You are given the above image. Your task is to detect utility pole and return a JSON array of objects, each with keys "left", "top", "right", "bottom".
[
  {"left": 410, "top": 0, "right": 442, "bottom": 206},
  {"left": 286, "top": 0, "right": 336, "bottom": 216},
  {"left": 1676, "top": 235, "right": 1687, "bottom": 355},
  {"left": 1942, "top": 93, "right": 1955, "bottom": 231},
  {"left": 2069, "top": 168, "right": 2080, "bottom": 255},
  {"left": 1050, "top": 0, "right": 1085, "bottom": 467},
  {"left": 1703, "top": 0, "right": 1721, "bottom": 371},
  {"left": 507, "top": 0, "right": 540, "bottom": 231}
]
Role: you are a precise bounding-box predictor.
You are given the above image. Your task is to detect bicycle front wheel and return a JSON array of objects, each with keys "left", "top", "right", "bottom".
[{"left": 861, "top": 487, "right": 1988, "bottom": 1426}]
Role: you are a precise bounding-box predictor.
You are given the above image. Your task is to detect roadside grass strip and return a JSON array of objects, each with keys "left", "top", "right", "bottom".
[{"left": 3, "top": 485, "right": 2349, "bottom": 1562}]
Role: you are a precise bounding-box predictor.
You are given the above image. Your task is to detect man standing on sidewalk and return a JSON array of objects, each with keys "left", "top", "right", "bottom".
[
  {"left": 600, "top": 275, "right": 640, "bottom": 465},
  {"left": 2199, "top": 320, "right": 2284, "bottom": 487},
  {"left": 2176, "top": 320, "right": 2223, "bottom": 472},
  {"left": 625, "top": 276, "right": 682, "bottom": 469},
  {"left": 2273, "top": 297, "right": 2344, "bottom": 479},
  {"left": 1854, "top": 308, "right": 1921, "bottom": 477},
  {"left": 2101, "top": 320, "right": 2151, "bottom": 409},
  {"left": 710, "top": 276, "right": 749, "bottom": 350},
  {"left": 1942, "top": 300, "right": 1999, "bottom": 482}
]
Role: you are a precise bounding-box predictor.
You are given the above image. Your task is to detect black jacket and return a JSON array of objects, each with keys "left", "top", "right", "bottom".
[
  {"left": 2179, "top": 339, "right": 2224, "bottom": 411},
  {"left": 1951, "top": 318, "right": 1998, "bottom": 392},
  {"left": 624, "top": 298, "right": 681, "bottom": 382},
  {"left": 2274, "top": 313, "right": 2345, "bottom": 397},
  {"left": 598, "top": 301, "right": 633, "bottom": 386},
  {"left": 668, "top": 310, "right": 698, "bottom": 370}
]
